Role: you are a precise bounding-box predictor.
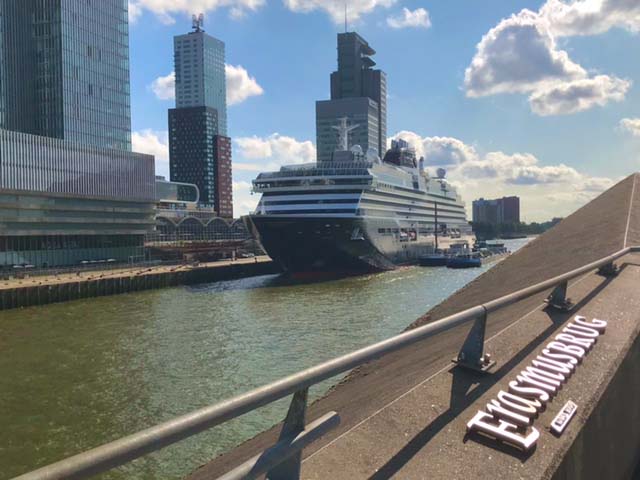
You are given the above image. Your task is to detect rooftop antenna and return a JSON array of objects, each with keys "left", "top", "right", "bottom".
[
  {"left": 192, "top": 13, "right": 204, "bottom": 33},
  {"left": 344, "top": 1, "right": 348, "bottom": 32}
]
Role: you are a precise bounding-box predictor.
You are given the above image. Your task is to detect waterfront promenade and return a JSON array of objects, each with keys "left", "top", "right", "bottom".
[{"left": 189, "top": 173, "right": 640, "bottom": 479}]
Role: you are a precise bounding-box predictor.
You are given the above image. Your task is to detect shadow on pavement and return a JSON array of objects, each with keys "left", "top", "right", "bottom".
[{"left": 367, "top": 272, "right": 616, "bottom": 479}]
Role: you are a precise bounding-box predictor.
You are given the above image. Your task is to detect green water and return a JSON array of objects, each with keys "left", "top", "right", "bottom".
[{"left": 0, "top": 239, "right": 528, "bottom": 479}]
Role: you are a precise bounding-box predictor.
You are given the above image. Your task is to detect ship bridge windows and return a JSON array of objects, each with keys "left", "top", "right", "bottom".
[
  {"left": 254, "top": 178, "right": 372, "bottom": 190},
  {"left": 261, "top": 208, "right": 357, "bottom": 215},
  {"left": 262, "top": 189, "right": 364, "bottom": 197},
  {"left": 263, "top": 198, "right": 359, "bottom": 206}
]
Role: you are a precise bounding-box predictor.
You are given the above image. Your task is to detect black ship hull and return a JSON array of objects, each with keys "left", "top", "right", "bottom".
[{"left": 246, "top": 215, "right": 441, "bottom": 274}]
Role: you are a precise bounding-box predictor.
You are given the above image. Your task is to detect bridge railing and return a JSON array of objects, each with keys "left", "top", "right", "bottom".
[{"left": 13, "top": 245, "right": 640, "bottom": 480}]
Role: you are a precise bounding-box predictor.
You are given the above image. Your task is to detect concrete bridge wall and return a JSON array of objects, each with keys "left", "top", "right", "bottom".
[{"left": 552, "top": 323, "right": 640, "bottom": 480}]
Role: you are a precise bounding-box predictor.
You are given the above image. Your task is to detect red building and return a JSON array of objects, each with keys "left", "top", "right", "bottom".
[
  {"left": 213, "top": 135, "right": 234, "bottom": 218},
  {"left": 501, "top": 196, "right": 520, "bottom": 224},
  {"left": 473, "top": 196, "right": 520, "bottom": 225}
]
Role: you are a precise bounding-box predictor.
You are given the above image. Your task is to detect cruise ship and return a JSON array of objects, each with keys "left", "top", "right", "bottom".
[{"left": 246, "top": 121, "right": 474, "bottom": 274}]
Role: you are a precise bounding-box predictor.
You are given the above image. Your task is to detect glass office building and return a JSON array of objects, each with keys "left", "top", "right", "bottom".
[
  {"left": 0, "top": 129, "right": 154, "bottom": 200},
  {"left": 170, "top": 24, "right": 233, "bottom": 216},
  {"left": 316, "top": 32, "right": 387, "bottom": 163},
  {"left": 0, "top": 0, "right": 131, "bottom": 150},
  {"left": 0, "top": 1, "right": 6, "bottom": 129},
  {"left": 0, "top": 129, "right": 155, "bottom": 267},
  {"left": 0, "top": 1, "right": 149, "bottom": 267},
  {"left": 174, "top": 29, "right": 227, "bottom": 136}
]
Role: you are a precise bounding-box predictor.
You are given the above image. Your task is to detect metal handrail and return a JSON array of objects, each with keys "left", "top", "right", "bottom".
[{"left": 13, "top": 245, "right": 640, "bottom": 480}]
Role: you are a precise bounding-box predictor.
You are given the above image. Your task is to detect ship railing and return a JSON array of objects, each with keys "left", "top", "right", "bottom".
[
  {"left": 12, "top": 245, "right": 640, "bottom": 480},
  {"left": 256, "top": 166, "right": 373, "bottom": 180}
]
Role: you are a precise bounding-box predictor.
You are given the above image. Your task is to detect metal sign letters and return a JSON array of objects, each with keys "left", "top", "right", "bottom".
[{"left": 466, "top": 315, "right": 606, "bottom": 451}]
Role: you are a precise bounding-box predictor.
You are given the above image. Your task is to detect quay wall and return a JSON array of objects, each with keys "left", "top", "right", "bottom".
[{"left": 0, "top": 260, "right": 281, "bottom": 311}]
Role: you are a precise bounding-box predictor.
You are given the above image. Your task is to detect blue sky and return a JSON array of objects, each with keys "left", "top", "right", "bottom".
[{"left": 127, "top": 0, "right": 640, "bottom": 221}]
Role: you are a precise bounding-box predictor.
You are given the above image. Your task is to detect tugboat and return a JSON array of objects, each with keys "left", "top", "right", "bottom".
[
  {"left": 418, "top": 254, "right": 448, "bottom": 267},
  {"left": 447, "top": 252, "right": 482, "bottom": 269}
]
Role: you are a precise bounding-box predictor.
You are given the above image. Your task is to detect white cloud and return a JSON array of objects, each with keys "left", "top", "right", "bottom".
[
  {"left": 128, "top": 1, "right": 143, "bottom": 24},
  {"left": 529, "top": 75, "right": 630, "bottom": 115},
  {"left": 234, "top": 133, "right": 315, "bottom": 171},
  {"left": 233, "top": 181, "right": 259, "bottom": 217},
  {"left": 232, "top": 133, "right": 316, "bottom": 216},
  {"left": 129, "top": 0, "right": 265, "bottom": 24},
  {"left": 283, "top": 0, "right": 396, "bottom": 24},
  {"left": 386, "top": 7, "right": 431, "bottom": 29},
  {"left": 149, "top": 72, "right": 176, "bottom": 101},
  {"left": 620, "top": 117, "right": 640, "bottom": 137},
  {"left": 148, "top": 65, "right": 263, "bottom": 105},
  {"left": 463, "top": 4, "right": 634, "bottom": 116},
  {"left": 132, "top": 130, "right": 169, "bottom": 178},
  {"left": 541, "top": 0, "right": 640, "bottom": 37},
  {"left": 390, "top": 131, "right": 615, "bottom": 221},
  {"left": 464, "top": 9, "right": 586, "bottom": 98},
  {"left": 390, "top": 131, "right": 478, "bottom": 166},
  {"left": 225, "top": 64, "right": 264, "bottom": 106}
]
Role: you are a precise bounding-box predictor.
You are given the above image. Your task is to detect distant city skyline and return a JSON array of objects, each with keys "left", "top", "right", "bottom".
[{"left": 124, "top": 2, "right": 637, "bottom": 221}]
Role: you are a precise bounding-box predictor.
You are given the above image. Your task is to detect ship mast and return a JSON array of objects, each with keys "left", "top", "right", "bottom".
[
  {"left": 434, "top": 201, "right": 439, "bottom": 251},
  {"left": 332, "top": 117, "right": 359, "bottom": 151}
]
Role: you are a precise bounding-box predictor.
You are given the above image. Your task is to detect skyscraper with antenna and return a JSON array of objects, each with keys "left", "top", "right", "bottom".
[{"left": 168, "top": 15, "right": 233, "bottom": 217}]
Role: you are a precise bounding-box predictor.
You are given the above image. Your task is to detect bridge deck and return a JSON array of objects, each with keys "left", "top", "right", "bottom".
[{"left": 298, "top": 255, "right": 640, "bottom": 479}]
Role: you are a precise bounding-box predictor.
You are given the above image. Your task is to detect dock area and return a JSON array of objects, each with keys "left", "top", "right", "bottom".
[{"left": 0, "top": 256, "right": 278, "bottom": 311}]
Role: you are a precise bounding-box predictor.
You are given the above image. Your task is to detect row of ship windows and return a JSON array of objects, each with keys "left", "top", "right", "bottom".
[
  {"left": 255, "top": 179, "right": 371, "bottom": 189},
  {"left": 262, "top": 207, "right": 465, "bottom": 222},
  {"left": 262, "top": 199, "right": 465, "bottom": 218},
  {"left": 369, "top": 187, "right": 461, "bottom": 206},
  {"left": 260, "top": 190, "right": 462, "bottom": 213},
  {"left": 361, "top": 199, "right": 465, "bottom": 216},
  {"left": 257, "top": 209, "right": 357, "bottom": 215},
  {"left": 377, "top": 228, "right": 454, "bottom": 235}
]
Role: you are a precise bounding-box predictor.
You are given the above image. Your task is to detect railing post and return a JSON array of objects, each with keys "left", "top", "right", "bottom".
[
  {"left": 453, "top": 307, "right": 495, "bottom": 372},
  {"left": 597, "top": 261, "right": 619, "bottom": 277},
  {"left": 266, "top": 388, "right": 308, "bottom": 480},
  {"left": 545, "top": 280, "right": 574, "bottom": 311}
]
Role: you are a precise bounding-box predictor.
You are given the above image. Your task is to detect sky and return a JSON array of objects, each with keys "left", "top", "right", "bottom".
[{"left": 128, "top": 0, "right": 640, "bottom": 221}]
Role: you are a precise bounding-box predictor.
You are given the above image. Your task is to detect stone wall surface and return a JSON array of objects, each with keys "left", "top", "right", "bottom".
[{"left": 551, "top": 317, "right": 640, "bottom": 480}]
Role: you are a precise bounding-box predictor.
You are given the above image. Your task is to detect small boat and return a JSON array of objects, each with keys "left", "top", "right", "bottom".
[
  {"left": 447, "top": 253, "right": 482, "bottom": 269},
  {"left": 419, "top": 254, "right": 448, "bottom": 267}
]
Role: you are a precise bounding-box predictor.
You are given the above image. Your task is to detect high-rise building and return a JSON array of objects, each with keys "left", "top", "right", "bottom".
[
  {"left": 0, "top": 1, "right": 156, "bottom": 268},
  {"left": 316, "top": 32, "right": 387, "bottom": 163},
  {"left": 472, "top": 196, "right": 521, "bottom": 225},
  {"left": 0, "top": 0, "right": 132, "bottom": 150},
  {"left": 169, "top": 106, "right": 220, "bottom": 205},
  {"left": 174, "top": 27, "right": 227, "bottom": 136},
  {"left": 169, "top": 18, "right": 233, "bottom": 217},
  {"left": 0, "top": 1, "right": 8, "bottom": 129}
]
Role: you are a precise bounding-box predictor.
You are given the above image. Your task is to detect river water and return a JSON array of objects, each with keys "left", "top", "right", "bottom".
[{"left": 0, "top": 239, "right": 529, "bottom": 479}]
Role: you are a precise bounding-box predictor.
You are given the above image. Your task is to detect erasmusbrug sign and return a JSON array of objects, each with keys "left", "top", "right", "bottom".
[{"left": 466, "top": 315, "right": 607, "bottom": 451}]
